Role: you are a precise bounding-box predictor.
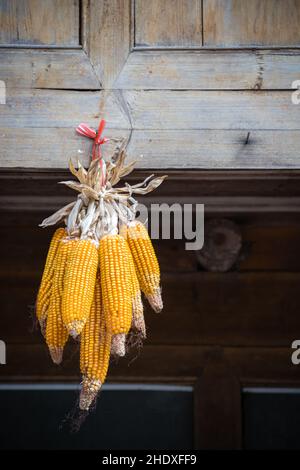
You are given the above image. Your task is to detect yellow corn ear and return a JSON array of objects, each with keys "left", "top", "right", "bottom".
[
  {"left": 121, "top": 221, "right": 163, "bottom": 313},
  {"left": 36, "top": 227, "right": 66, "bottom": 330},
  {"left": 127, "top": 243, "right": 146, "bottom": 338},
  {"left": 79, "top": 274, "right": 111, "bottom": 411},
  {"left": 62, "top": 239, "right": 98, "bottom": 337},
  {"left": 99, "top": 235, "right": 132, "bottom": 355},
  {"left": 45, "top": 239, "right": 75, "bottom": 364}
]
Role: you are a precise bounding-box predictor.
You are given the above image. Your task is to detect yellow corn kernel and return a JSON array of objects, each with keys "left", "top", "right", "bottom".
[
  {"left": 36, "top": 228, "right": 66, "bottom": 330},
  {"left": 127, "top": 243, "right": 146, "bottom": 338},
  {"left": 121, "top": 221, "right": 163, "bottom": 313},
  {"left": 45, "top": 239, "right": 75, "bottom": 364},
  {"left": 79, "top": 275, "right": 111, "bottom": 411},
  {"left": 99, "top": 235, "right": 132, "bottom": 340},
  {"left": 62, "top": 239, "right": 98, "bottom": 337}
]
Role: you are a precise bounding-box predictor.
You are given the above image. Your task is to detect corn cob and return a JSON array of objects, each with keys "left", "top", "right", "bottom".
[
  {"left": 45, "top": 239, "right": 75, "bottom": 364},
  {"left": 36, "top": 227, "right": 66, "bottom": 332},
  {"left": 121, "top": 221, "right": 163, "bottom": 313},
  {"left": 99, "top": 234, "right": 132, "bottom": 356},
  {"left": 80, "top": 274, "right": 111, "bottom": 411},
  {"left": 127, "top": 243, "right": 146, "bottom": 338},
  {"left": 62, "top": 239, "right": 98, "bottom": 337},
  {"left": 37, "top": 144, "right": 166, "bottom": 414}
]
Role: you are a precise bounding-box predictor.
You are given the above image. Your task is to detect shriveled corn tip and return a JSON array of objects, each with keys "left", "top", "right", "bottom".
[
  {"left": 146, "top": 287, "right": 163, "bottom": 313},
  {"left": 38, "top": 307, "right": 48, "bottom": 327},
  {"left": 132, "top": 292, "right": 146, "bottom": 337},
  {"left": 39, "top": 318, "right": 47, "bottom": 337},
  {"left": 132, "top": 311, "right": 146, "bottom": 338},
  {"left": 111, "top": 333, "right": 126, "bottom": 357},
  {"left": 49, "top": 346, "right": 63, "bottom": 365},
  {"left": 79, "top": 378, "right": 102, "bottom": 411}
]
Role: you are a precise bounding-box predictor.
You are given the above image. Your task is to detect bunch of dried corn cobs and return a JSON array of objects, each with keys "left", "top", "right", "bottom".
[{"left": 36, "top": 151, "right": 167, "bottom": 411}]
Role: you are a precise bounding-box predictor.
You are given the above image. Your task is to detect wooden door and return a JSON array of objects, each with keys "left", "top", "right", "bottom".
[
  {"left": 0, "top": 0, "right": 130, "bottom": 167},
  {"left": 1, "top": 0, "right": 300, "bottom": 169}
]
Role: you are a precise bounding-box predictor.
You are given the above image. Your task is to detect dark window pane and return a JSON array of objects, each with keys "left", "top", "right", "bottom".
[
  {"left": 243, "top": 388, "right": 300, "bottom": 450},
  {"left": 0, "top": 384, "right": 193, "bottom": 450}
]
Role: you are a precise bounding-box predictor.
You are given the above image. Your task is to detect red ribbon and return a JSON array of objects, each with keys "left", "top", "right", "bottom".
[
  {"left": 76, "top": 119, "right": 108, "bottom": 187},
  {"left": 76, "top": 119, "right": 109, "bottom": 161}
]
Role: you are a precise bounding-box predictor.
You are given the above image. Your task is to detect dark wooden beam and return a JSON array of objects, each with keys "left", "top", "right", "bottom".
[{"left": 1, "top": 169, "right": 300, "bottom": 215}]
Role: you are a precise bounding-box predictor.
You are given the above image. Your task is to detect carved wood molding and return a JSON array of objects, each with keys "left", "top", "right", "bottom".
[{"left": 2, "top": 169, "right": 300, "bottom": 215}]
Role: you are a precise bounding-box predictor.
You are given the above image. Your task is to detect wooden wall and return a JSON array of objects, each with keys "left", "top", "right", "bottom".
[
  {"left": 0, "top": 0, "right": 300, "bottom": 169},
  {"left": 1, "top": 0, "right": 300, "bottom": 450}
]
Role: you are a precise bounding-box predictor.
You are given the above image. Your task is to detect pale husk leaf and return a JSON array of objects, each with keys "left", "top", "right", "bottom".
[
  {"left": 39, "top": 201, "right": 76, "bottom": 227},
  {"left": 131, "top": 175, "right": 168, "bottom": 195}
]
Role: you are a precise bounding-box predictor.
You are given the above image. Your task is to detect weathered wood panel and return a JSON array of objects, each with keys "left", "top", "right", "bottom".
[
  {"left": 124, "top": 90, "right": 300, "bottom": 130},
  {"left": 126, "top": 130, "right": 300, "bottom": 169},
  {"left": 203, "top": 0, "right": 300, "bottom": 47},
  {"left": 2, "top": 128, "right": 300, "bottom": 169},
  {"left": 0, "top": 50, "right": 100, "bottom": 89},
  {"left": 135, "top": 0, "right": 202, "bottom": 48},
  {"left": 0, "top": 0, "right": 79, "bottom": 46},
  {"left": 3, "top": 93, "right": 300, "bottom": 168},
  {"left": 115, "top": 50, "right": 300, "bottom": 90},
  {"left": 0, "top": 127, "right": 130, "bottom": 168},
  {"left": 82, "top": 0, "right": 131, "bottom": 87},
  {"left": 2, "top": 3, "right": 300, "bottom": 171},
  {"left": 0, "top": 89, "right": 129, "bottom": 128}
]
